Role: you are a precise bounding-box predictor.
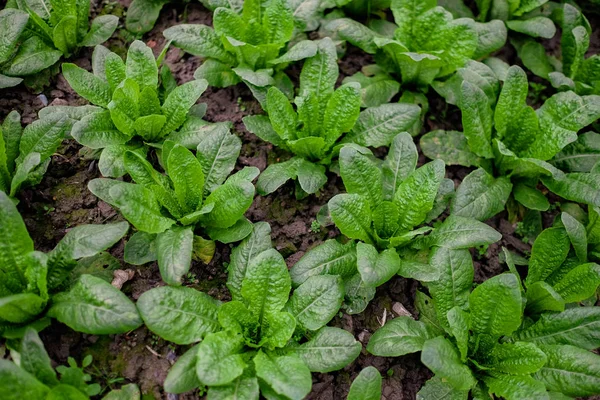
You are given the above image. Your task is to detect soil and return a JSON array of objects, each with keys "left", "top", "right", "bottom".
[{"left": 1, "top": 0, "right": 598, "bottom": 399}]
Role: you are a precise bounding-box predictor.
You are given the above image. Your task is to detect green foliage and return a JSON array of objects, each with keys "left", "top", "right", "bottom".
[
  {"left": 0, "top": 2, "right": 118, "bottom": 88},
  {"left": 89, "top": 133, "right": 258, "bottom": 285},
  {"left": 290, "top": 136, "right": 502, "bottom": 313},
  {"left": 245, "top": 40, "right": 421, "bottom": 195},
  {"left": 162, "top": 0, "right": 312, "bottom": 91},
  {"left": 0, "top": 191, "right": 140, "bottom": 337},
  {"left": 326, "top": 0, "right": 506, "bottom": 87},
  {"left": 347, "top": 366, "right": 382, "bottom": 400},
  {"left": 141, "top": 229, "right": 360, "bottom": 399},
  {"left": 0, "top": 111, "right": 70, "bottom": 197},
  {"left": 422, "top": 63, "right": 600, "bottom": 220},
  {"left": 62, "top": 40, "right": 212, "bottom": 177},
  {"left": 0, "top": 328, "right": 140, "bottom": 399}
]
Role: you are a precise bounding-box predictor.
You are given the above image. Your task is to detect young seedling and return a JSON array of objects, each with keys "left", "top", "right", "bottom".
[
  {"left": 89, "top": 135, "right": 258, "bottom": 286},
  {"left": 290, "top": 134, "right": 502, "bottom": 313},
  {"left": 244, "top": 39, "right": 421, "bottom": 197},
  {"left": 0, "top": 2, "right": 118, "bottom": 88},
  {"left": 137, "top": 224, "right": 361, "bottom": 399},
  {"left": 327, "top": 0, "right": 507, "bottom": 88},
  {"left": 61, "top": 40, "right": 211, "bottom": 177},
  {"left": 421, "top": 64, "right": 600, "bottom": 221},
  {"left": 163, "top": 0, "right": 317, "bottom": 94},
  {"left": 0, "top": 328, "right": 140, "bottom": 399},
  {"left": 0, "top": 191, "right": 141, "bottom": 338},
  {"left": 0, "top": 111, "right": 70, "bottom": 197}
]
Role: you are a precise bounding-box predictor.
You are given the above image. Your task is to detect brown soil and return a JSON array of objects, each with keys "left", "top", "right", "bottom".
[{"left": 1, "top": 1, "right": 598, "bottom": 399}]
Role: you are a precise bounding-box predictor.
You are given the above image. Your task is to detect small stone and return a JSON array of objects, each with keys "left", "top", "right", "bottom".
[{"left": 392, "top": 302, "right": 413, "bottom": 318}]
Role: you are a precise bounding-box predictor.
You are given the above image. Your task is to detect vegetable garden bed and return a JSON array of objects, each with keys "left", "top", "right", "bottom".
[{"left": 1, "top": 0, "right": 600, "bottom": 399}]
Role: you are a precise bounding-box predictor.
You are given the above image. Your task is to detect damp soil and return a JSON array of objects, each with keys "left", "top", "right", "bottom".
[{"left": 1, "top": 1, "right": 599, "bottom": 399}]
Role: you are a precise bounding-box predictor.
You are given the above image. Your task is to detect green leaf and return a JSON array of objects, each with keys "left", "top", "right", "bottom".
[
  {"left": 17, "top": 112, "right": 69, "bottom": 165},
  {"left": 451, "top": 168, "right": 511, "bottom": 221},
  {"left": 526, "top": 227, "right": 570, "bottom": 286},
  {"left": 137, "top": 286, "right": 220, "bottom": 344},
  {"left": 494, "top": 65, "right": 528, "bottom": 139},
  {"left": 446, "top": 307, "right": 469, "bottom": 362},
  {"left": 507, "top": 17, "right": 556, "bottom": 38},
  {"left": 164, "top": 24, "right": 234, "bottom": 64},
  {"left": 266, "top": 87, "right": 298, "bottom": 142},
  {"left": 562, "top": 212, "right": 588, "bottom": 262},
  {"left": 194, "top": 59, "right": 240, "bottom": 88},
  {"left": 53, "top": 16, "right": 77, "bottom": 56},
  {"left": 326, "top": 18, "right": 379, "bottom": 54},
  {"left": 514, "top": 307, "right": 600, "bottom": 350},
  {"left": 71, "top": 111, "right": 129, "bottom": 149},
  {"left": 420, "top": 130, "right": 480, "bottom": 168},
  {"left": 350, "top": 87, "right": 419, "bottom": 139},
  {"left": 322, "top": 83, "right": 361, "bottom": 146},
  {"left": 356, "top": 243, "right": 400, "bottom": 287},
  {"left": 125, "top": 40, "right": 158, "bottom": 89},
  {"left": 160, "top": 79, "right": 208, "bottom": 138},
  {"left": 109, "top": 183, "right": 175, "bottom": 233},
  {"left": 299, "top": 37, "right": 338, "bottom": 107},
  {"left": 394, "top": 160, "right": 445, "bottom": 232},
  {"left": 421, "top": 336, "right": 476, "bottom": 391},
  {"left": 427, "top": 248, "right": 473, "bottom": 328},
  {"left": 382, "top": 132, "right": 418, "bottom": 199},
  {"left": 0, "top": 359, "right": 50, "bottom": 400},
  {"left": 102, "top": 384, "right": 141, "bottom": 400},
  {"left": 99, "top": 143, "right": 146, "bottom": 178},
  {"left": 469, "top": 273, "right": 522, "bottom": 337},
  {"left": 4, "top": 36, "right": 61, "bottom": 76},
  {"left": 156, "top": 226, "right": 194, "bottom": 286},
  {"left": 0, "top": 9, "right": 29, "bottom": 65},
  {"left": 513, "top": 183, "right": 550, "bottom": 211},
  {"left": 525, "top": 281, "right": 565, "bottom": 315},
  {"left": 347, "top": 366, "right": 382, "bottom": 400},
  {"left": 269, "top": 40, "right": 318, "bottom": 65},
  {"left": 196, "top": 126, "right": 240, "bottom": 193},
  {"left": 344, "top": 273, "right": 376, "bottom": 315},
  {"left": 534, "top": 344, "right": 600, "bottom": 397},
  {"left": 289, "top": 240, "right": 356, "bottom": 287},
  {"left": 196, "top": 331, "right": 246, "bottom": 386},
  {"left": 62, "top": 63, "right": 112, "bottom": 107},
  {"left": 227, "top": 222, "right": 273, "bottom": 301},
  {"left": 542, "top": 172, "right": 600, "bottom": 207},
  {"left": 473, "top": 20, "right": 507, "bottom": 59},
  {"left": 296, "top": 159, "right": 327, "bottom": 194},
  {"left": 553, "top": 263, "right": 600, "bottom": 303},
  {"left": 48, "top": 275, "right": 142, "bottom": 334},
  {"left": 168, "top": 145, "right": 204, "bottom": 214},
  {"left": 255, "top": 158, "right": 299, "bottom": 195},
  {"left": 254, "top": 351, "right": 312, "bottom": 400},
  {"left": 200, "top": 181, "right": 254, "bottom": 229},
  {"left": 125, "top": 0, "right": 166, "bottom": 35},
  {"left": 552, "top": 132, "right": 600, "bottom": 173},
  {"left": 418, "top": 215, "right": 501, "bottom": 249},
  {"left": 329, "top": 194, "right": 374, "bottom": 244},
  {"left": 206, "top": 217, "right": 253, "bottom": 244},
  {"left": 80, "top": 15, "right": 118, "bottom": 47},
  {"left": 207, "top": 371, "right": 259, "bottom": 400},
  {"left": 288, "top": 275, "right": 344, "bottom": 331},
  {"left": 367, "top": 316, "right": 437, "bottom": 357},
  {"left": 292, "top": 326, "right": 361, "bottom": 373},
  {"left": 481, "top": 342, "right": 547, "bottom": 374},
  {"left": 19, "top": 328, "right": 58, "bottom": 386},
  {"left": 483, "top": 373, "right": 549, "bottom": 400},
  {"left": 339, "top": 146, "right": 382, "bottom": 209},
  {"left": 0, "top": 293, "right": 46, "bottom": 324},
  {"left": 416, "top": 376, "right": 468, "bottom": 400},
  {"left": 460, "top": 81, "right": 493, "bottom": 158},
  {"left": 164, "top": 345, "right": 201, "bottom": 394},
  {"left": 513, "top": 38, "right": 554, "bottom": 79},
  {"left": 0, "top": 190, "right": 33, "bottom": 293},
  {"left": 241, "top": 249, "right": 290, "bottom": 321}
]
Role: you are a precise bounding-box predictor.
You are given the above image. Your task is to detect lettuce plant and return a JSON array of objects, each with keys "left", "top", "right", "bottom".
[
  {"left": 163, "top": 0, "right": 317, "bottom": 91},
  {"left": 137, "top": 226, "right": 361, "bottom": 399},
  {"left": 347, "top": 366, "right": 382, "bottom": 400},
  {"left": 326, "top": 0, "right": 506, "bottom": 88},
  {"left": 0, "top": 111, "right": 70, "bottom": 197},
  {"left": 421, "top": 64, "right": 600, "bottom": 221},
  {"left": 61, "top": 40, "right": 208, "bottom": 177},
  {"left": 244, "top": 39, "right": 421, "bottom": 196},
  {"left": 88, "top": 138, "right": 257, "bottom": 286},
  {"left": 0, "top": 191, "right": 141, "bottom": 338},
  {"left": 369, "top": 270, "right": 600, "bottom": 398},
  {"left": 0, "top": 2, "right": 118, "bottom": 88},
  {"left": 502, "top": 210, "right": 600, "bottom": 316},
  {"left": 290, "top": 135, "right": 502, "bottom": 313},
  {"left": 0, "top": 328, "right": 140, "bottom": 399}
]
